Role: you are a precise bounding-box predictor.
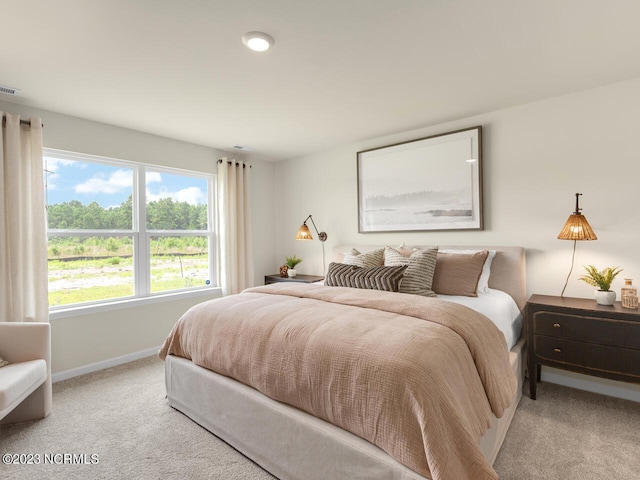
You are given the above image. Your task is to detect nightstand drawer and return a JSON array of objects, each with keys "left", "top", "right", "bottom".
[
  {"left": 534, "top": 335, "right": 640, "bottom": 378},
  {"left": 533, "top": 311, "right": 640, "bottom": 349}
]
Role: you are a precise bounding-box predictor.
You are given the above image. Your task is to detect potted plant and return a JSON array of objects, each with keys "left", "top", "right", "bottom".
[
  {"left": 285, "top": 255, "right": 303, "bottom": 278},
  {"left": 578, "top": 265, "right": 623, "bottom": 305}
]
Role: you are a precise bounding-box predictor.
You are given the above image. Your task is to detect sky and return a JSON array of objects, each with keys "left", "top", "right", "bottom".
[
  {"left": 359, "top": 137, "right": 476, "bottom": 197},
  {"left": 44, "top": 156, "right": 208, "bottom": 208}
]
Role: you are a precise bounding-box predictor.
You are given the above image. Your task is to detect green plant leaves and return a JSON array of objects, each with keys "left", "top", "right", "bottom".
[
  {"left": 285, "top": 255, "right": 303, "bottom": 269},
  {"left": 578, "top": 265, "right": 623, "bottom": 291}
]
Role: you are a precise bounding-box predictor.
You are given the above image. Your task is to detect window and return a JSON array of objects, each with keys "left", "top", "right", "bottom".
[{"left": 45, "top": 149, "right": 216, "bottom": 309}]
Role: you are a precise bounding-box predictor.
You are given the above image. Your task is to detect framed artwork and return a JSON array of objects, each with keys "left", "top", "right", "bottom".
[{"left": 357, "top": 126, "right": 483, "bottom": 233}]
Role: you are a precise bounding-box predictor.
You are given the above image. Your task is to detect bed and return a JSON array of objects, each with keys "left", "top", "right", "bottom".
[{"left": 160, "top": 245, "right": 526, "bottom": 480}]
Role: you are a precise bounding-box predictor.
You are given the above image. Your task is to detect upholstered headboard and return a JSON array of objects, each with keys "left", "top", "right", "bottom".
[{"left": 332, "top": 245, "right": 527, "bottom": 311}]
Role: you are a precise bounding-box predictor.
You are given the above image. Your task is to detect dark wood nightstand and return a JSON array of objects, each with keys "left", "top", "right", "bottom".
[
  {"left": 264, "top": 274, "right": 324, "bottom": 285},
  {"left": 526, "top": 294, "right": 640, "bottom": 399}
]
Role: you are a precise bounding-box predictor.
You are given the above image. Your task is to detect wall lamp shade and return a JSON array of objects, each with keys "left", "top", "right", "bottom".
[
  {"left": 296, "top": 223, "right": 313, "bottom": 240},
  {"left": 242, "top": 31, "right": 274, "bottom": 52},
  {"left": 557, "top": 193, "right": 597, "bottom": 240},
  {"left": 558, "top": 193, "right": 597, "bottom": 298},
  {"left": 295, "top": 215, "right": 327, "bottom": 242}
]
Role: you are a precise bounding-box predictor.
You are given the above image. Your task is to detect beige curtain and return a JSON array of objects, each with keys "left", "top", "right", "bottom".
[
  {"left": 0, "top": 112, "right": 48, "bottom": 322},
  {"left": 217, "top": 158, "right": 254, "bottom": 295}
]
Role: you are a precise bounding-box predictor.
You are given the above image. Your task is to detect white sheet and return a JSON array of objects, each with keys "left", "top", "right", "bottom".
[{"left": 437, "top": 288, "right": 523, "bottom": 350}]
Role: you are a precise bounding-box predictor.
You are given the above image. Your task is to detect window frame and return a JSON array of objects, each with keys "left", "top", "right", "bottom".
[{"left": 45, "top": 148, "right": 219, "bottom": 316}]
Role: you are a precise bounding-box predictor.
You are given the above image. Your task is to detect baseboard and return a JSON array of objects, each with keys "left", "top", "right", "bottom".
[
  {"left": 542, "top": 367, "right": 640, "bottom": 403},
  {"left": 52, "top": 346, "right": 159, "bottom": 383}
]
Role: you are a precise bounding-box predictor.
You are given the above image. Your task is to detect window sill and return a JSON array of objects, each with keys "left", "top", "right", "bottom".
[{"left": 49, "top": 287, "right": 222, "bottom": 320}]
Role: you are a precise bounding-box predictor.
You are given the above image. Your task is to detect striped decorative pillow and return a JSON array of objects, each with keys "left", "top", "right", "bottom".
[
  {"left": 325, "top": 262, "right": 407, "bottom": 292},
  {"left": 342, "top": 248, "right": 384, "bottom": 268},
  {"left": 384, "top": 246, "right": 438, "bottom": 297}
]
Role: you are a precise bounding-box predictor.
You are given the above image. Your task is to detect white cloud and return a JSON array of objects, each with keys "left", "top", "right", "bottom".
[
  {"left": 44, "top": 157, "right": 76, "bottom": 190},
  {"left": 175, "top": 186, "right": 206, "bottom": 205},
  {"left": 45, "top": 157, "right": 75, "bottom": 173},
  {"left": 146, "top": 186, "right": 206, "bottom": 205},
  {"left": 146, "top": 172, "right": 162, "bottom": 184},
  {"left": 75, "top": 169, "right": 132, "bottom": 194},
  {"left": 46, "top": 173, "right": 59, "bottom": 190}
]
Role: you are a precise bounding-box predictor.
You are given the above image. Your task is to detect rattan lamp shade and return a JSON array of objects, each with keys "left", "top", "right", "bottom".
[
  {"left": 557, "top": 213, "right": 598, "bottom": 241},
  {"left": 295, "top": 223, "right": 313, "bottom": 240},
  {"left": 558, "top": 193, "right": 597, "bottom": 298},
  {"left": 294, "top": 215, "right": 328, "bottom": 275}
]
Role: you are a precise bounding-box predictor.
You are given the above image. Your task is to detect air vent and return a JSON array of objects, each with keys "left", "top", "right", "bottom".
[{"left": 0, "top": 85, "right": 21, "bottom": 96}]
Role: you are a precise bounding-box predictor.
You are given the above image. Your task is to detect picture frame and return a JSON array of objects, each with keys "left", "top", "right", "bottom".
[{"left": 357, "top": 126, "right": 483, "bottom": 233}]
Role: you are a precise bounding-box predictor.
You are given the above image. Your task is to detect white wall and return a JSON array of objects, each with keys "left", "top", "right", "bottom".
[
  {"left": 4, "top": 76, "right": 639, "bottom": 398},
  {"left": 274, "top": 77, "right": 640, "bottom": 401},
  {"left": 1, "top": 99, "right": 277, "bottom": 374}
]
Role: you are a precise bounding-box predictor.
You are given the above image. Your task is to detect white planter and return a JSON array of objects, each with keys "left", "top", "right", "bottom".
[
  {"left": 595, "top": 289, "right": 616, "bottom": 306},
  {"left": 287, "top": 269, "right": 297, "bottom": 278}
]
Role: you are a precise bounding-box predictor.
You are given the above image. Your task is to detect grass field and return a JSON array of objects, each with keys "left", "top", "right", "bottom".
[{"left": 48, "top": 238, "right": 210, "bottom": 307}]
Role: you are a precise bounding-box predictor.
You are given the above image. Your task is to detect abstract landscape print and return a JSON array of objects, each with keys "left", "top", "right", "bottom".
[{"left": 357, "top": 126, "right": 482, "bottom": 232}]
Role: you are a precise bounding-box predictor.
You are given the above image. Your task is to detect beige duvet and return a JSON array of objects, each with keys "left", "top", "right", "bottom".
[{"left": 159, "top": 283, "right": 517, "bottom": 480}]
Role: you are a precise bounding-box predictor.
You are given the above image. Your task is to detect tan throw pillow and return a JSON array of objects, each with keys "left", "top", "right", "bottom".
[
  {"left": 432, "top": 250, "right": 489, "bottom": 297},
  {"left": 439, "top": 249, "right": 496, "bottom": 294},
  {"left": 384, "top": 246, "right": 438, "bottom": 297},
  {"left": 342, "top": 248, "right": 384, "bottom": 268},
  {"left": 0, "top": 356, "right": 9, "bottom": 368}
]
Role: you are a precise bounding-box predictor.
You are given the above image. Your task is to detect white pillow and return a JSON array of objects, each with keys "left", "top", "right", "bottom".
[
  {"left": 439, "top": 249, "right": 496, "bottom": 294},
  {"left": 0, "top": 356, "right": 9, "bottom": 368}
]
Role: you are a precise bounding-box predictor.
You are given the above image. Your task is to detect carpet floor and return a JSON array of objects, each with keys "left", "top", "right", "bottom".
[{"left": 1, "top": 356, "right": 639, "bottom": 480}]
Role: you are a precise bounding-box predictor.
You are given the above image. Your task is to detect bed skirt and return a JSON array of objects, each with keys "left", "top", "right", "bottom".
[{"left": 165, "top": 338, "right": 525, "bottom": 480}]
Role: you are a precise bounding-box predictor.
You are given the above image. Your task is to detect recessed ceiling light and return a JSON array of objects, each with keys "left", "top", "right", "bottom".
[{"left": 242, "top": 31, "right": 274, "bottom": 52}]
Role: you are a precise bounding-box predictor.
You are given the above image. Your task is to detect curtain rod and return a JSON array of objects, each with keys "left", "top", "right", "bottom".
[
  {"left": 218, "top": 158, "right": 251, "bottom": 168},
  {"left": 1, "top": 115, "right": 44, "bottom": 127}
]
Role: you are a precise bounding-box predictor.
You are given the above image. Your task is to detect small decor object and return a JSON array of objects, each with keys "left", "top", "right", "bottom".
[
  {"left": 285, "top": 255, "right": 303, "bottom": 278},
  {"left": 621, "top": 279, "right": 639, "bottom": 310},
  {"left": 279, "top": 265, "right": 289, "bottom": 278},
  {"left": 578, "top": 265, "right": 623, "bottom": 306}
]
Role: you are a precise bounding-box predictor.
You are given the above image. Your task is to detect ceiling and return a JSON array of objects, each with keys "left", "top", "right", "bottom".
[{"left": 2, "top": 0, "right": 640, "bottom": 161}]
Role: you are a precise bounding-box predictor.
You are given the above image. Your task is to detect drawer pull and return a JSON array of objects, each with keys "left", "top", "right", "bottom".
[
  {"left": 553, "top": 348, "right": 562, "bottom": 353},
  {"left": 553, "top": 323, "right": 561, "bottom": 328}
]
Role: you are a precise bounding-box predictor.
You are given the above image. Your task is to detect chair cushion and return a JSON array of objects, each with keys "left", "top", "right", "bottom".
[{"left": 0, "top": 359, "right": 47, "bottom": 419}]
